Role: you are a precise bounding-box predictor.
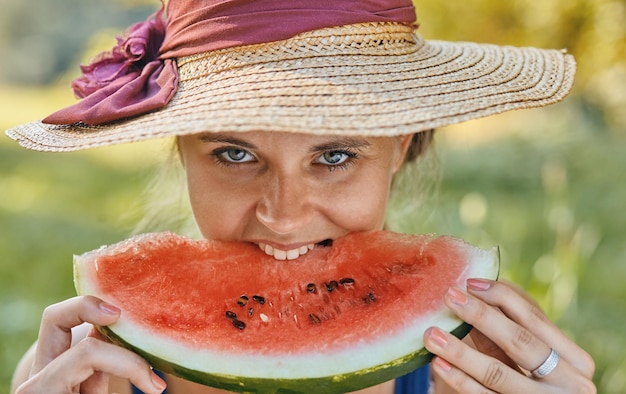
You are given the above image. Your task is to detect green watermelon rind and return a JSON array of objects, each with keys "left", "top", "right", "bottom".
[{"left": 98, "top": 322, "right": 473, "bottom": 393}]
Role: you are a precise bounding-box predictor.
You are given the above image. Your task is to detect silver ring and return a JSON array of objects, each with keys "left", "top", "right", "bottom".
[{"left": 531, "top": 348, "right": 560, "bottom": 378}]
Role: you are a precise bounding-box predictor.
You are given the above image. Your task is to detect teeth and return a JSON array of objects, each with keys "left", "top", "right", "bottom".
[
  {"left": 286, "top": 249, "right": 300, "bottom": 260},
  {"left": 258, "top": 242, "right": 315, "bottom": 260}
]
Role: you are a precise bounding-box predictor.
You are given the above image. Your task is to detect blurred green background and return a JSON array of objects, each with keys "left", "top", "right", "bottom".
[{"left": 1, "top": 0, "right": 624, "bottom": 392}]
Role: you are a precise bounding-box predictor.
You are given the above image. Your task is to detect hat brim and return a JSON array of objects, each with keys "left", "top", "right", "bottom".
[{"left": 6, "top": 22, "right": 575, "bottom": 152}]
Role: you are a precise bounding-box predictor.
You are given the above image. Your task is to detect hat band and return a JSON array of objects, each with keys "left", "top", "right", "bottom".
[{"left": 176, "top": 22, "right": 420, "bottom": 84}]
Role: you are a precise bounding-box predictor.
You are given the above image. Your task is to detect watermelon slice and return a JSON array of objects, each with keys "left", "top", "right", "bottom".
[{"left": 74, "top": 231, "right": 499, "bottom": 393}]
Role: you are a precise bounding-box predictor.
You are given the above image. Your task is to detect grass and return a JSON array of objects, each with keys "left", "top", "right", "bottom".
[{"left": 1, "top": 109, "right": 625, "bottom": 392}]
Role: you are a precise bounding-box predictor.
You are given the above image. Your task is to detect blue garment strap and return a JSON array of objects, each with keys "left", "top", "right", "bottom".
[
  {"left": 134, "top": 366, "right": 429, "bottom": 394},
  {"left": 394, "top": 365, "right": 431, "bottom": 394}
]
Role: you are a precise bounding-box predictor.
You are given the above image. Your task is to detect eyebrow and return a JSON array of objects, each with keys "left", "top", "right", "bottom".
[
  {"left": 308, "top": 137, "right": 371, "bottom": 153},
  {"left": 197, "top": 134, "right": 257, "bottom": 149}
]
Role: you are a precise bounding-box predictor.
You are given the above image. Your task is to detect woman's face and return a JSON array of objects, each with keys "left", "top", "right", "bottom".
[{"left": 178, "top": 131, "right": 412, "bottom": 260}]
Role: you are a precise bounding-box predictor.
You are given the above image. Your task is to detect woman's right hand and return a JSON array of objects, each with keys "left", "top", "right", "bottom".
[{"left": 13, "top": 295, "right": 167, "bottom": 394}]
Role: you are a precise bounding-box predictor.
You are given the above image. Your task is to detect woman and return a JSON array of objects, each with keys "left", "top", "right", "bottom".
[{"left": 6, "top": 0, "right": 595, "bottom": 393}]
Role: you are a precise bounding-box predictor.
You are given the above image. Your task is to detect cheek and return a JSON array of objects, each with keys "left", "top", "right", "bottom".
[
  {"left": 185, "top": 168, "right": 254, "bottom": 240},
  {"left": 323, "top": 171, "right": 392, "bottom": 232},
  {"left": 326, "top": 139, "right": 401, "bottom": 232}
]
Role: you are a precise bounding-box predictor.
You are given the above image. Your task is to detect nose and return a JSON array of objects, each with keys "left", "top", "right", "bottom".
[{"left": 255, "top": 171, "right": 314, "bottom": 235}]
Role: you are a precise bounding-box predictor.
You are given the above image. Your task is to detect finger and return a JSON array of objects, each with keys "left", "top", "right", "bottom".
[
  {"left": 444, "top": 286, "right": 552, "bottom": 373},
  {"left": 466, "top": 279, "right": 595, "bottom": 378},
  {"left": 446, "top": 284, "right": 596, "bottom": 389},
  {"left": 469, "top": 328, "right": 522, "bottom": 373},
  {"left": 32, "top": 296, "right": 121, "bottom": 375},
  {"left": 430, "top": 356, "right": 498, "bottom": 394},
  {"left": 425, "top": 327, "right": 540, "bottom": 393},
  {"left": 498, "top": 279, "right": 542, "bottom": 307},
  {"left": 79, "top": 371, "right": 109, "bottom": 394},
  {"left": 29, "top": 337, "right": 166, "bottom": 394},
  {"left": 81, "top": 323, "right": 116, "bottom": 393},
  {"left": 426, "top": 326, "right": 594, "bottom": 393}
]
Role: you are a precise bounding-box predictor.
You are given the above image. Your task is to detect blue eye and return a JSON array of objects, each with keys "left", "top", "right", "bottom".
[
  {"left": 318, "top": 151, "right": 350, "bottom": 165},
  {"left": 315, "top": 150, "right": 358, "bottom": 171},
  {"left": 214, "top": 148, "right": 255, "bottom": 164}
]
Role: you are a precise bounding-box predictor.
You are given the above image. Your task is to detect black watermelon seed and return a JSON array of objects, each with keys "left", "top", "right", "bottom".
[
  {"left": 363, "top": 292, "right": 376, "bottom": 304},
  {"left": 306, "top": 283, "right": 317, "bottom": 293},
  {"left": 225, "top": 310, "right": 237, "bottom": 320},
  {"left": 232, "top": 319, "right": 246, "bottom": 330},
  {"left": 248, "top": 307, "right": 254, "bottom": 317},
  {"left": 339, "top": 278, "right": 355, "bottom": 286},
  {"left": 252, "top": 295, "right": 265, "bottom": 304},
  {"left": 325, "top": 281, "right": 339, "bottom": 292},
  {"left": 237, "top": 295, "right": 249, "bottom": 306},
  {"left": 309, "top": 313, "right": 321, "bottom": 325}
]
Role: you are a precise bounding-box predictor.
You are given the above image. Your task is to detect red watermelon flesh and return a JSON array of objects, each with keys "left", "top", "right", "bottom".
[{"left": 74, "top": 231, "right": 499, "bottom": 392}]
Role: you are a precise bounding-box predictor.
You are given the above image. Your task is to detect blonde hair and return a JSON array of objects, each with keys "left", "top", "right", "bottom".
[
  {"left": 386, "top": 130, "right": 441, "bottom": 233},
  {"left": 132, "top": 139, "right": 200, "bottom": 237}
]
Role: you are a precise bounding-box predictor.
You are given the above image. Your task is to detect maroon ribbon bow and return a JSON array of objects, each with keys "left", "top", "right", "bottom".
[
  {"left": 43, "top": 4, "right": 177, "bottom": 125},
  {"left": 43, "top": 0, "right": 416, "bottom": 126}
]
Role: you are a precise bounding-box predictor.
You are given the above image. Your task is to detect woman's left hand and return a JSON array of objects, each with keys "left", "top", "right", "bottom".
[{"left": 424, "top": 279, "right": 596, "bottom": 393}]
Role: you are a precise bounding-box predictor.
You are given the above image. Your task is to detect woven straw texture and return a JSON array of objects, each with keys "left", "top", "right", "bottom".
[{"left": 6, "top": 22, "right": 576, "bottom": 152}]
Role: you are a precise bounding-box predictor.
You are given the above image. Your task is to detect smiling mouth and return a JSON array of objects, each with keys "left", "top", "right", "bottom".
[{"left": 257, "top": 240, "right": 333, "bottom": 260}]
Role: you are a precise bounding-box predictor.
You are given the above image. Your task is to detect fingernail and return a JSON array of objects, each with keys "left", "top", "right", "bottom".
[
  {"left": 99, "top": 302, "right": 120, "bottom": 315},
  {"left": 427, "top": 327, "right": 449, "bottom": 348},
  {"left": 152, "top": 372, "right": 167, "bottom": 392},
  {"left": 433, "top": 357, "right": 453, "bottom": 372},
  {"left": 467, "top": 278, "right": 492, "bottom": 291},
  {"left": 447, "top": 287, "right": 468, "bottom": 306}
]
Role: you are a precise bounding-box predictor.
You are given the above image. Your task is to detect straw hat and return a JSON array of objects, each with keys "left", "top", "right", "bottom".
[{"left": 5, "top": 1, "right": 575, "bottom": 152}]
